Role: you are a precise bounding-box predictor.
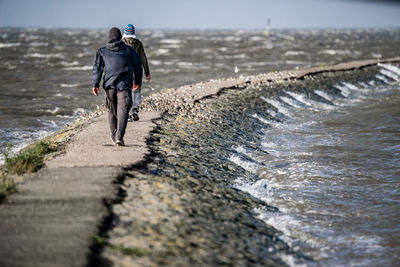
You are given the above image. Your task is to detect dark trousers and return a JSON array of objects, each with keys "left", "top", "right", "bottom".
[{"left": 105, "top": 89, "right": 132, "bottom": 141}]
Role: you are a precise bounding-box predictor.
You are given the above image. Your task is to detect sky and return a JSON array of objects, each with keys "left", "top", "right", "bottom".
[{"left": 0, "top": 0, "right": 399, "bottom": 29}]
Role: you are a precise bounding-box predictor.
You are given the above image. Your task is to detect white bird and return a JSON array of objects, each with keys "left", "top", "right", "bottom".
[{"left": 234, "top": 65, "right": 239, "bottom": 73}]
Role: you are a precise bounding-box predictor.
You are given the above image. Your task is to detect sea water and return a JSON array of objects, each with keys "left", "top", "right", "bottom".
[
  {"left": 1, "top": 28, "right": 400, "bottom": 161},
  {"left": 229, "top": 65, "right": 400, "bottom": 266}
]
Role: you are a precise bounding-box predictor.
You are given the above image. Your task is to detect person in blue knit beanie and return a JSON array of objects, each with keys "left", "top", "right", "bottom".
[{"left": 122, "top": 24, "right": 151, "bottom": 122}]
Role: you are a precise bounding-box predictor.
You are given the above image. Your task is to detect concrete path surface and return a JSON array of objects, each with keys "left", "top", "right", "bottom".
[
  {"left": 0, "top": 110, "right": 161, "bottom": 267},
  {"left": 0, "top": 166, "right": 121, "bottom": 267},
  {"left": 47, "top": 111, "right": 161, "bottom": 168}
]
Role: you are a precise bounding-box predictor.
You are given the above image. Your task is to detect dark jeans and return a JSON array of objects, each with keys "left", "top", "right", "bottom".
[{"left": 105, "top": 89, "right": 132, "bottom": 141}]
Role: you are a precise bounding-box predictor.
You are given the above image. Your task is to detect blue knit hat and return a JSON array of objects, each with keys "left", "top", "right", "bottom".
[{"left": 124, "top": 24, "right": 135, "bottom": 35}]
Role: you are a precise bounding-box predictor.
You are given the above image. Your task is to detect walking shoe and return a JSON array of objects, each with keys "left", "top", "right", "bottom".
[
  {"left": 115, "top": 139, "right": 125, "bottom": 147},
  {"left": 110, "top": 136, "right": 116, "bottom": 145},
  {"left": 132, "top": 108, "right": 139, "bottom": 121},
  {"left": 132, "top": 112, "right": 139, "bottom": 121}
]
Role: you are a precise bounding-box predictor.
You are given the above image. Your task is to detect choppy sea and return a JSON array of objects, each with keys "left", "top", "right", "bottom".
[
  {"left": 227, "top": 66, "right": 400, "bottom": 266},
  {"left": 0, "top": 28, "right": 399, "bottom": 266}
]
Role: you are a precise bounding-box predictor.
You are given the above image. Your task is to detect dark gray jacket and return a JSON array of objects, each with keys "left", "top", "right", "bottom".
[{"left": 92, "top": 40, "right": 142, "bottom": 90}]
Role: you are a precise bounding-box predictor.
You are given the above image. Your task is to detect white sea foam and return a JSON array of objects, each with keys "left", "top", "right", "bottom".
[
  {"left": 233, "top": 145, "right": 262, "bottom": 165},
  {"left": 260, "top": 96, "right": 292, "bottom": 118},
  {"left": 177, "top": 62, "right": 194, "bottom": 68},
  {"left": 149, "top": 60, "right": 162, "bottom": 66},
  {"left": 275, "top": 33, "right": 295, "bottom": 41},
  {"left": 279, "top": 96, "right": 301, "bottom": 108},
  {"left": 252, "top": 113, "right": 274, "bottom": 126},
  {"left": 60, "top": 83, "right": 80, "bottom": 88},
  {"left": 4, "top": 62, "right": 16, "bottom": 69},
  {"left": 59, "top": 61, "right": 80, "bottom": 67},
  {"left": 234, "top": 178, "right": 272, "bottom": 203},
  {"left": 151, "top": 31, "right": 165, "bottom": 38},
  {"left": 342, "top": 82, "right": 370, "bottom": 94},
  {"left": 378, "top": 63, "right": 400, "bottom": 76},
  {"left": 284, "top": 50, "right": 305, "bottom": 56},
  {"left": 222, "top": 54, "right": 247, "bottom": 59},
  {"left": 159, "top": 39, "right": 182, "bottom": 45},
  {"left": 319, "top": 49, "right": 361, "bottom": 57},
  {"left": 261, "top": 141, "right": 279, "bottom": 149},
  {"left": 342, "top": 82, "right": 359, "bottom": 91},
  {"left": 0, "top": 129, "right": 55, "bottom": 165},
  {"left": 29, "top": 42, "right": 50, "bottom": 47},
  {"left": 54, "top": 93, "right": 68, "bottom": 97},
  {"left": 314, "top": 90, "right": 334, "bottom": 102},
  {"left": 247, "top": 62, "right": 270, "bottom": 67},
  {"left": 234, "top": 145, "right": 247, "bottom": 154},
  {"left": 25, "top": 53, "right": 64, "bottom": 58},
  {"left": 371, "top": 53, "right": 382, "bottom": 59},
  {"left": 228, "top": 154, "right": 258, "bottom": 173},
  {"left": 0, "top": 42, "right": 21, "bottom": 48},
  {"left": 74, "top": 40, "right": 90, "bottom": 46},
  {"left": 277, "top": 253, "right": 307, "bottom": 267},
  {"left": 284, "top": 91, "right": 312, "bottom": 107},
  {"left": 358, "top": 82, "right": 370, "bottom": 90},
  {"left": 42, "top": 120, "right": 58, "bottom": 128},
  {"left": 375, "top": 74, "right": 390, "bottom": 84},
  {"left": 45, "top": 107, "right": 61, "bottom": 114},
  {"left": 266, "top": 109, "right": 278, "bottom": 118},
  {"left": 235, "top": 180, "right": 319, "bottom": 257},
  {"left": 249, "top": 36, "right": 265, "bottom": 41},
  {"left": 333, "top": 84, "right": 350, "bottom": 97},
  {"left": 64, "top": 66, "right": 92, "bottom": 71},
  {"left": 73, "top": 108, "right": 88, "bottom": 116},
  {"left": 379, "top": 69, "right": 400, "bottom": 82},
  {"left": 224, "top": 36, "right": 241, "bottom": 42},
  {"left": 77, "top": 52, "right": 90, "bottom": 57},
  {"left": 327, "top": 234, "right": 383, "bottom": 254},
  {"left": 152, "top": 48, "right": 170, "bottom": 56},
  {"left": 285, "top": 91, "right": 333, "bottom": 110}
]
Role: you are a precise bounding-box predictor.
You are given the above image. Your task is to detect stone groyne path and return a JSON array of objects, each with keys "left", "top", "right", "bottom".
[{"left": 0, "top": 57, "right": 399, "bottom": 267}]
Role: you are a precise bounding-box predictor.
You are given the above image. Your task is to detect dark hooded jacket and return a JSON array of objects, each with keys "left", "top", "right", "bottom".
[
  {"left": 92, "top": 40, "right": 142, "bottom": 90},
  {"left": 122, "top": 37, "right": 150, "bottom": 77}
]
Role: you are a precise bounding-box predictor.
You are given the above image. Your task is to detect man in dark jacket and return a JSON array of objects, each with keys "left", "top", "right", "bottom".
[
  {"left": 92, "top": 27, "right": 142, "bottom": 146},
  {"left": 122, "top": 24, "right": 151, "bottom": 121}
]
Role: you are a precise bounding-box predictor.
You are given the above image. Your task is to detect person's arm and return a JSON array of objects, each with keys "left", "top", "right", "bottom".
[
  {"left": 129, "top": 48, "right": 143, "bottom": 89},
  {"left": 139, "top": 42, "right": 150, "bottom": 80},
  {"left": 92, "top": 50, "right": 104, "bottom": 96}
]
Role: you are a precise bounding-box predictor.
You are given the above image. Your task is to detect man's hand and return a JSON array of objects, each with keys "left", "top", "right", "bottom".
[
  {"left": 92, "top": 87, "right": 99, "bottom": 96},
  {"left": 146, "top": 75, "right": 151, "bottom": 81},
  {"left": 133, "top": 84, "right": 140, "bottom": 91}
]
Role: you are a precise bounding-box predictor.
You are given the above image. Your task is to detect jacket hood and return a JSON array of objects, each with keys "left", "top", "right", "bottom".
[
  {"left": 122, "top": 37, "right": 139, "bottom": 46},
  {"left": 106, "top": 40, "right": 125, "bottom": 51}
]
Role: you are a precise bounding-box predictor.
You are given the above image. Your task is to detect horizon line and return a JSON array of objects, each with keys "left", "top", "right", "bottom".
[{"left": 1, "top": 26, "right": 400, "bottom": 31}]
